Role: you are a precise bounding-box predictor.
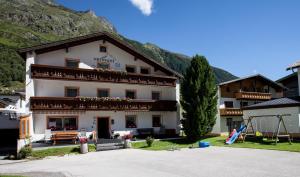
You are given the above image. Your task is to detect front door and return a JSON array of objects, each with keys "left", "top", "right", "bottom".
[{"left": 97, "top": 117, "right": 110, "bottom": 139}]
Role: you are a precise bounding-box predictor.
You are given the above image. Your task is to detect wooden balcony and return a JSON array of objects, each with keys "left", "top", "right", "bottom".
[
  {"left": 30, "top": 97, "right": 177, "bottom": 111},
  {"left": 219, "top": 108, "right": 243, "bottom": 116},
  {"left": 235, "top": 91, "right": 272, "bottom": 100},
  {"left": 30, "top": 64, "right": 177, "bottom": 87}
]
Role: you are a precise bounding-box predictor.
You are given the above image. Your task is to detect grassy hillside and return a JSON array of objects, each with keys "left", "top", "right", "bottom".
[{"left": 0, "top": 0, "right": 237, "bottom": 90}]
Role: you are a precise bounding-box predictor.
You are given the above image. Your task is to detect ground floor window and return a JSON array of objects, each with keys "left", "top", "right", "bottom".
[
  {"left": 125, "top": 115, "right": 137, "bottom": 128},
  {"left": 48, "top": 116, "right": 78, "bottom": 131},
  {"left": 152, "top": 115, "right": 161, "bottom": 127}
]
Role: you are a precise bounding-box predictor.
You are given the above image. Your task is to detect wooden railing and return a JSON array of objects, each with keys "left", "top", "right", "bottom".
[
  {"left": 30, "top": 64, "right": 177, "bottom": 87},
  {"left": 30, "top": 97, "right": 177, "bottom": 111},
  {"left": 235, "top": 91, "right": 272, "bottom": 100},
  {"left": 219, "top": 108, "right": 243, "bottom": 116}
]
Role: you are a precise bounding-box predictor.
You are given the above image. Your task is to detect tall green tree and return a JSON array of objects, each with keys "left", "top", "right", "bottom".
[{"left": 180, "top": 55, "right": 218, "bottom": 140}]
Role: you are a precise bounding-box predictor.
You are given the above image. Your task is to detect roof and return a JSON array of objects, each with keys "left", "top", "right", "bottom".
[
  {"left": 218, "top": 74, "right": 285, "bottom": 90},
  {"left": 276, "top": 72, "right": 297, "bottom": 83},
  {"left": 18, "top": 31, "right": 182, "bottom": 78},
  {"left": 243, "top": 97, "right": 300, "bottom": 110},
  {"left": 287, "top": 61, "right": 300, "bottom": 71}
]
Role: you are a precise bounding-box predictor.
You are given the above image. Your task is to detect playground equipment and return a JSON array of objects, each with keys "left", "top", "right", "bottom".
[
  {"left": 225, "top": 125, "right": 246, "bottom": 144},
  {"left": 242, "top": 114, "right": 292, "bottom": 145}
]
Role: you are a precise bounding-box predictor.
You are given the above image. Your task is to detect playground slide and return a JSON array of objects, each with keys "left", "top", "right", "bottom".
[
  {"left": 226, "top": 129, "right": 236, "bottom": 142},
  {"left": 225, "top": 125, "right": 246, "bottom": 145}
]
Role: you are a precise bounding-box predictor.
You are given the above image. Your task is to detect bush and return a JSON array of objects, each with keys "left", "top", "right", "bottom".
[
  {"left": 146, "top": 136, "right": 154, "bottom": 147},
  {"left": 19, "top": 145, "right": 32, "bottom": 159}
]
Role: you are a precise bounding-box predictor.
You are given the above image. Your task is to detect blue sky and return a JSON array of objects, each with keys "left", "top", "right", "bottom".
[{"left": 57, "top": 0, "right": 300, "bottom": 80}]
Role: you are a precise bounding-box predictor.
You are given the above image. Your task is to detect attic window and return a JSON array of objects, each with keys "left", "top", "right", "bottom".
[
  {"left": 226, "top": 87, "right": 230, "bottom": 92},
  {"left": 126, "top": 65, "right": 136, "bottom": 73},
  {"left": 99, "top": 45, "right": 107, "bottom": 53},
  {"left": 140, "top": 67, "right": 150, "bottom": 74},
  {"left": 65, "top": 59, "right": 79, "bottom": 68}
]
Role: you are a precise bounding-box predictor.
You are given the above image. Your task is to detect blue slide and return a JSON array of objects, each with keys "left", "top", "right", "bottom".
[{"left": 225, "top": 125, "right": 246, "bottom": 145}]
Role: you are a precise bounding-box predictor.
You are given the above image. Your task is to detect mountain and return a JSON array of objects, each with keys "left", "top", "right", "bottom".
[{"left": 0, "top": 0, "right": 237, "bottom": 90}]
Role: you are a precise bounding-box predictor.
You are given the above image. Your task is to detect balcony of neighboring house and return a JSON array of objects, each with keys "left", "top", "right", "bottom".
[
  {"left": 235, "top": 91, "right": 272, "bottom": 100},
  {"left": 219, "top": 108, "right": 243, "bottom": 116},
  {"left": 30, "top": 97, "right": 177, "bottom": 112},
  {"left": 30, "top": 64, "right": 177, "bottom": 87}
]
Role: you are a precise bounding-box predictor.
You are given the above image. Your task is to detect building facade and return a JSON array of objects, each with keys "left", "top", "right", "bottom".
[
  {"left": 19, "top": 32, "right": 181, "bottom": 142},
  {"left": 212, "top": 74, "right": 284, "bottom": 135}
]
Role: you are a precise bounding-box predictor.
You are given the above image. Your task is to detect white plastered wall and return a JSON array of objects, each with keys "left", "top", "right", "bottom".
[
  {"left": 32, "top": 111, "right": 178, "bottom": 141},
  {"left": 243, "top": 107, "right": 300, "bottom": 134}
]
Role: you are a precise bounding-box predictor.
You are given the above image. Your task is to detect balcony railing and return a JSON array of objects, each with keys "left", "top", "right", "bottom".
[
  {"left": 235, "top": 91, "right": 272, "bottom": 100},
  {"left": 30, "top": 97, "right": 177, "bottom": 111},
  {"left": 30, "top": 64, "right": 177, "bottom": 87},
  {"left": 219, "top": 108, "right": 243, "bottom": 116}
]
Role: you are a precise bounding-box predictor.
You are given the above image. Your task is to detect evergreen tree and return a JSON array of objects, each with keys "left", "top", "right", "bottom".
[{"left": 180, "top": 55, "right": 218, "bottom": 140}]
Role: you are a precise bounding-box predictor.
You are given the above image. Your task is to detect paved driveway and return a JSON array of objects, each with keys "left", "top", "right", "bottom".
[{"left": 0, "top": 147, "right": 299, "bottom": 177}]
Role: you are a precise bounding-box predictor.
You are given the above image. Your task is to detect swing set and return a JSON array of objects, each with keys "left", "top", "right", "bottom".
[{"left": 242, "top": 114, "right": 292, "bottom": 145}]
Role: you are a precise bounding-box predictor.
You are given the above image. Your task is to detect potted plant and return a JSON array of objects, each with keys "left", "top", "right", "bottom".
[
  {"left": 79, "top": 136, "right": 88, "bottom": 154},
  {"left": 123, "top": 134, "right": 133, "bottom": 148}
]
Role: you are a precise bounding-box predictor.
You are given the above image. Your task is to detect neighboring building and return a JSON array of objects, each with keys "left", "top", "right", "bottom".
[
  {"left": 0, "top": 91, "right": 27, "bottom": 154},
  {"left": 240, "top": 61, "right": 300, "bottom": 138},
  {"left": 18, "top": 32, "right": 182, "bottom": 142},
  {"left": 212, "top": 74, "right": 284, "bottom": 135},
  {"left": 276, "top": 72, "right": 298, "bottom": 97},
  {"left": 0, "top": 91, "right": 26, "bottom": 129}
]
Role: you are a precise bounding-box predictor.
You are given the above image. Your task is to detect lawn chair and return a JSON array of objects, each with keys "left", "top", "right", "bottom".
[{"left": 44, "top": 129, "right": 52, "bottom": 144}]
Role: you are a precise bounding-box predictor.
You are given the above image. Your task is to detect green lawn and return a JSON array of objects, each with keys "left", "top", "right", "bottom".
[
  {"left": 31, "top": 144, "right": 96, "bottom": 159},
  {"left": 131, "top": 136, "right": 300, "bottom": 152},
  {"left": 0, "top": 175, "right": 26, "bottom": 177}
]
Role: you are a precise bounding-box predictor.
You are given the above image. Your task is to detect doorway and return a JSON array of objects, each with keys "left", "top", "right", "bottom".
[{"left": 97, "top": 117, "right": 110, "bottom": 139}]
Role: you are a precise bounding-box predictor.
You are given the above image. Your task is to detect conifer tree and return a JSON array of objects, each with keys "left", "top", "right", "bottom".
[{"left": 180, "top": 55, "right": 218, "bottom": 140}]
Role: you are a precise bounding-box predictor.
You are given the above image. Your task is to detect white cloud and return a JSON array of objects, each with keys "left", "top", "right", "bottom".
[{"left": 129, "top": 0, "right": 153, "bottom": 16}]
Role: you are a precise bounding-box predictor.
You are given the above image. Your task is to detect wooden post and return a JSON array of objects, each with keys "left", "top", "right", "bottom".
[{"left": 275, "top": 116, "right": 282, "bottom": 145}]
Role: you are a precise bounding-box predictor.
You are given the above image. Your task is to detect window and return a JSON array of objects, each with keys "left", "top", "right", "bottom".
[
  {"left": 97, "top": 62, "right": 110, "bottom": 69},
  {"left": 97, "top": 89, "right": 109, "bottom": 98},
  {"left": 125, "top": 115, "right": 137, "bottom": 128},
  {"left": 126, "top": 90, "right": 136, "bottom": 99},
  {"left": 241, "top": 102, "right": 248, "bottom": 107},
  {"left": 224, "top": 101, "right": 233, "bottom": 108},
  {"left": 99, "top": 45, "right": 107, "bottom": 53},
  {"left": 65, "top": 87, "right": 79, "bottom": 97},
  {"left": 152, "top": 91, "right": 161, "bottom": 100},
  {"left": 65, "top": 59, "right": 79, "bottom": 68},
  {"left": 140, "top": 67, "right": 150, "bottom": 74},
  {"left": 126, "top": 65, "right": 136, "bottom": 73},
  {"left": 226, "top": 87, "right": 230, "bottom": 92},
  {"left": 152, "top": 115, "right": 161, "bottom": 127},
  {"left": 48, "top": 117, "right": 78, "bottom": 131}
]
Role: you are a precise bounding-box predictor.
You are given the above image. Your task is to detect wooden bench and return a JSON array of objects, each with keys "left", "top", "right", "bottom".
[
  {"left": 51, "top": 132, "right": 78, "bottom": 145},
  {"left": 137, "top": 128, "right": 154, "bottom": 137}
]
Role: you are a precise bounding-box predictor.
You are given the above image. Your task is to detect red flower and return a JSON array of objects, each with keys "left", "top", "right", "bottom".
[{"left": 79, "top": 137, "right": 88, "bottom": 144}]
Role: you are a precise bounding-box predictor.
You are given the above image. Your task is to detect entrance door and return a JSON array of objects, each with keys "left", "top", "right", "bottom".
[{"left": 97, "top": 117, "right": 110, "bottom": 139}]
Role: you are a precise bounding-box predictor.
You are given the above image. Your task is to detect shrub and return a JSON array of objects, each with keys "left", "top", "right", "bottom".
[
  {"left": 19, "top": 145, "right": 32, "bottom": 159},
  {"left": 146, "top": 136, "right": 154, "bottom": 147}
]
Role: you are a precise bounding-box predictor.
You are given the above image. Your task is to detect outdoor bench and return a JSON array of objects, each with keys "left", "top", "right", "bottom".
[{"left": 51, "top": 131, "right": 78, "bottom": 145}]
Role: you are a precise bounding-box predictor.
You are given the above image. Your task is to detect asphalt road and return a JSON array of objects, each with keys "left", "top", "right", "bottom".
[{"left": 0, "top": 147, "right": 299, "bottom": 177}]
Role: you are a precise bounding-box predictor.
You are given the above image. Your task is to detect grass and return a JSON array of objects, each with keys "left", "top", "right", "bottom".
[
  {"left": 31, "top": 144, "right": 96, "bottom": 159},
  {"left": 0, "top": 175, "right": 26, "bottom": 177},
  {"left": 131, "top": 136, "right": 300, "bottom": 152}
]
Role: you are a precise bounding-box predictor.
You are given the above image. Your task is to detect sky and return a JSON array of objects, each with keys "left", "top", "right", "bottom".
[{"left": 56, "top": 0, "right": 300, "bottom": 80}]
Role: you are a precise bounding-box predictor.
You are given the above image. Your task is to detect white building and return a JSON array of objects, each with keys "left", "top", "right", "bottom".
[
  {"left": 212, "top": 74, "right": 284, "bottom": 135},
  {"left": 19, "top": 32, "right": 182, "bottom": 142}
]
